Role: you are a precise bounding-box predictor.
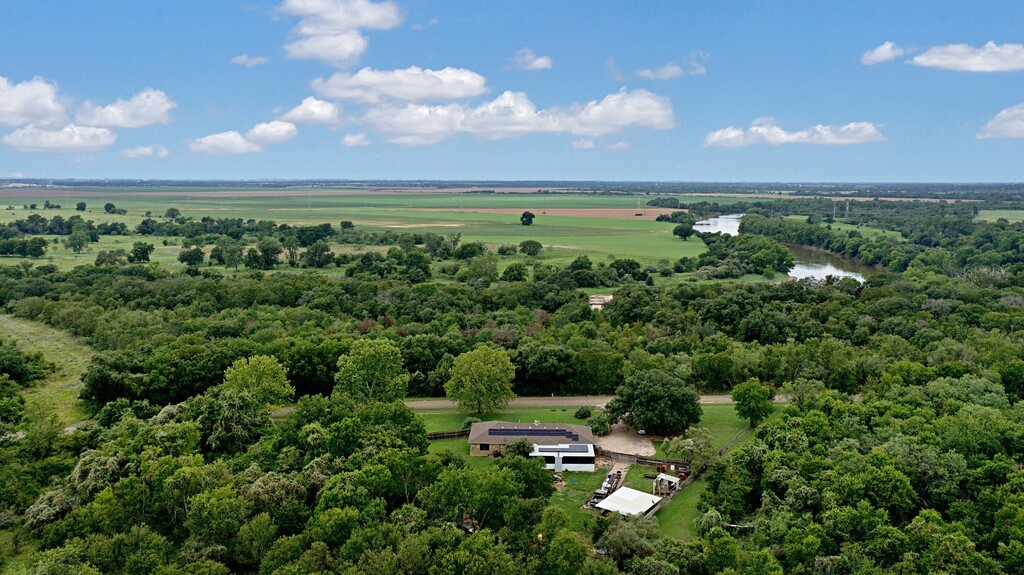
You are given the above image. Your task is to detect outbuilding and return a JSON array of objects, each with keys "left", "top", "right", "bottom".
[{"left": 594, "top": 487, "right": 662, "bottom": 516}]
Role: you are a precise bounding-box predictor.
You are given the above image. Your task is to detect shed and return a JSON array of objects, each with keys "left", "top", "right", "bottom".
[{"left": 594, "top": 487, "right": 662, "bottom": 516}]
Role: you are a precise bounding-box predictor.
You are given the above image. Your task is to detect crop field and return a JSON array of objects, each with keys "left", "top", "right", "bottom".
[{"left": 0, "top": 188, "right": 718, "bottom": 269}]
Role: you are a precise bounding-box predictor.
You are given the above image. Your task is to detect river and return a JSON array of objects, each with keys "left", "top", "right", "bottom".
[{"left": 692, "top": 214, "right": 877, "bottom": 282}]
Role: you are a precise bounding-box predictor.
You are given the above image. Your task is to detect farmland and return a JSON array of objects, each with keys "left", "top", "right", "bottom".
[{"left": 0, "top": 188, "right": 711, "bottom": 269}]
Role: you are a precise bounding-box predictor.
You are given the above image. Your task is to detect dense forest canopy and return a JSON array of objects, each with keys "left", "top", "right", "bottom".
[{"left": 1, "top": 189, "right": 1024, "bottom": 574}]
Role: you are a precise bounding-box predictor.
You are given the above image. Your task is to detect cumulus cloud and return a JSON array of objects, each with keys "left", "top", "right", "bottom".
[
  {"left": 342, "top": 132, "right": 371, "bottom": 146},
  {"left": 122, "top": 144, "right": 170, "bottom": 158},
  {"left": 312, "top": 66, "right": 488, "bottom": 103},
  {"left": 364, "top": 88, "right": 675, "bottom": 145},
  {"left": 280, "top": 96, "right": 340, "bottom": 124},
  {"left": 510, "top": 48, "right": 553, "bottom": 71},
  {"left": 571, "top": 138, "right": 594, "bottom": 149},
  {"left": 76, "top": 89, "right": 176, "bottom": 128},
  {"left": 247, "top": 120, "right": 299, "bottom": 144},
  {"left": 189, "top": 131, "right": 261, "bottom": 155},
  {"left": 978, "top": 104, "right": 1024, "bottom": 139},
  {"left": 704, "top": 117, "right": 887, "bottom": 147},
  {"left": 279, "top": 0, "right": 401, "bottom": 67},
  {"left": 231, "top": 54, "right": 269, "bottom": 67},
  {"left": 0, "top": 76, "right": 66, "bottom": 127},
  {"left": 861, "top": 41, "right": 905, "bottom": 65},
  {"left": 609, "top": 141, "right": 631, "bottom": 150},
  {"left": 635, "top": 53, "right": 708, "bottom": 79},
  {"left": 3, "top": 124, "right": 116, "bottom": 152},
  {"left": 911, "top": 41, "right": 1024, "bottom": 72}
]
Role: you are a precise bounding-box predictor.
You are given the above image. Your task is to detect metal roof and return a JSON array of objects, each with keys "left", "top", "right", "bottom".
[{"left": 594, "top": 487, "right": 662, "bottom": 516}]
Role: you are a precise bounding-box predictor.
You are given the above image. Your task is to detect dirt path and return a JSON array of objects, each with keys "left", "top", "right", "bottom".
[
  {"left": 0, "top": 315, "right": 93, "bottom": 426},
  {"left": 404, "top": 394, "right": 740, "bottom": 410}
]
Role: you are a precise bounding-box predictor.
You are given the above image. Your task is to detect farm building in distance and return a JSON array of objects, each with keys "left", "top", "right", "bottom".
[
  {"left": 588, "top": 294, "right": 614, "bottom": 310},
  {"left": 467, "top": 421, "right": 596, "bottom": 472}
]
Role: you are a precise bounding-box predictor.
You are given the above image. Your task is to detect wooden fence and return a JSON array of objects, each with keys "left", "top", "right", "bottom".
[{"left": 594, "top": 446, "right": 691, "bottom": 472}]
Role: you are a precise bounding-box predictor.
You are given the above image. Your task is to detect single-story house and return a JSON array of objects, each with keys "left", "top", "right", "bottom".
[{"left": 467, "top": 421, "right": 596, "bottom": 472}]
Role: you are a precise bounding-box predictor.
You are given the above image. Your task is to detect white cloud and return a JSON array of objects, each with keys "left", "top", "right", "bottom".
[
  {"left": 76, "top": 89, "right": 176, "bottom": 128},
  {"left": 189, "top": 131, "right": 261, "bottom": 155},
  {"left": 0, "top": 76, "right": 66, "bottom": 127},
  {"left": 636, "top": 63, "right": 685, "bottom": 80},
  {"left": 231, "top": 54, "right": 269, "bottom": 67},
  {"left": 861, "top": 41, "right": 904, "bottom": 65},
  {"left": 122, "top": 144, "right": 170, "bottom": 158},
  {"left": 342, "top": 132, "right": 370, "bottom": 146},
  {"left": 911, "top": 41, "right": 1024, "bottom": 72},
  {"left": 609, "top": 141, "right": 631, "bottom": 150},
  {"left": 411, "top": 18, "right": 438, "bottom": 30},
  {"left": 571, "top": 138, "right": 594, "bottom": 149},
  {"left": 312, "top": 66, "right": 488, "bottom": 103},
  {"left": 3, "top": 124, "right": 116, "bottom": 152},
  {"left": 246, "top": 120, "right": 299, "bottom": 144},
  {"left": 635, "top": 53, "right": 708, "bottom": 79},
  {"left": 364, "top": 88, "right": 675, "bottom": 145},
  {"left": 279, "top": 0, "right": 401, "bottom": 67},
  {"left": 510, "top": 48, "right": 553, "bottom": 71},
  {"left": 280, "top": 96, "right": 340, "bottom": 124},
  {"left": 978, "top": 104, "right": 1024, "bottom": 139},
  {"left": 704, "top": 117, "right": 887, "bottom": 147}
]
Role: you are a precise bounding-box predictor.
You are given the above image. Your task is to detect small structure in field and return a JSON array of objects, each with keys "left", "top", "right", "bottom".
[
  {"left": 467, "top": 421, "right": 596, "bottom": 471},
  {"left": 653, "top": 473, "right": 682, "bottom": 496},
  {"left": 594, "top": 487, "right": 662, "bottom": 516},
  {"left": 588, "top": 294, "right": 613, "bottom": 310}
]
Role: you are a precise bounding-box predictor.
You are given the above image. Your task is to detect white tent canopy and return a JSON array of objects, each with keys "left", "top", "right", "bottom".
[{"left": 594, "top": 487, "right": 662, "bottom": 516}]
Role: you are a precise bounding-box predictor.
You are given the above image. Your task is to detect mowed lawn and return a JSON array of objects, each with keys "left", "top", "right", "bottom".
[
  {"left": 416, "top": 406, "right": 589, "bottom": 433},
  {"left": 0, "top": 314, "right": 92, "bottom": 426}
]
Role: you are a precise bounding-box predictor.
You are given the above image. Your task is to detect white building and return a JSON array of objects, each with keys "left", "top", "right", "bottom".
[{"left": 529, "top": 443, "right": 596, "bottom": 472}]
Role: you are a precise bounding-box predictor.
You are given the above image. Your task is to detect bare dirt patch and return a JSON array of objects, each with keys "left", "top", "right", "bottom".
[{"left": 595, "top": 423, "right": 656, "bottom": 456}]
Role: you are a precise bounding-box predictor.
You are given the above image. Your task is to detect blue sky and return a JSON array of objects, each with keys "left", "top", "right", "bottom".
[{"left": 1, "top": 1, "right": 1024, "bottom": 182}]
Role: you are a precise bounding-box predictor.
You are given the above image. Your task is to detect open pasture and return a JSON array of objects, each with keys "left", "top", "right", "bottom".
[{"left": 1, "top": 189, "right": 713, "bottom": 267}]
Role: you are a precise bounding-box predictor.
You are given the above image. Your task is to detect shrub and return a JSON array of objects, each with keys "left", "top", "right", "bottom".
[
  {"left": 462, "top": 417, "right": 481, "bottom": 430},
  {"left": 574, "top": 405, "right": 593, "bottom": 419},
  {"left": 588, "top": 411, "right": 611, "bottom": 436}
]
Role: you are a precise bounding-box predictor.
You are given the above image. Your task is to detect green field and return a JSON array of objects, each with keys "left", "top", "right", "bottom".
[
  {"left": 976, "top": 209, "right": 1024, "bottom": 223},
  {"left": 1, "top": 190, "right": 711, "bottom": 270},
  {"left": 0, "top": 314, "right": 91, "bottom": 426}
]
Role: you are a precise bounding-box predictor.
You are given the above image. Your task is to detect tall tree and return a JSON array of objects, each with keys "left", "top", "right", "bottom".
[
  {"left": 334, "top": 339, "right": 409, "bottom": 402},
  {"left": 521, "top": 211, "right": 536, "bottom": 226},
  {"left": 606, "top": 369, "right": 702, "bottom": 435},
  {"left": 223, "top": 355, "right": 294, "bottom": 406},
  {"left": 731, "top": 378, "right": 773, "bottom": 427},
  {"left": 445, "top": 345, "right": 516, "bottom": 414}
]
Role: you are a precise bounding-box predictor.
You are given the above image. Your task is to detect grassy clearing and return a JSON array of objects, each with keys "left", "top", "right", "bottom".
[
  {"left": 0, "top": 315, "right": 92, "bottom": 426},
  {"left": 656, "top": 478, "right": 708, "bottom": 540},
  {"left": 977, "top": 209, "right": 1024, "bottom": 223},
  {"left": 549, "top": 468, "right": 608, "bottom": 533},
  {"left": 781, "top": 215, "right": 903, "bottom": 240},
  {"left": 416, "top": 407, "right": 589, "bottom": 432}
]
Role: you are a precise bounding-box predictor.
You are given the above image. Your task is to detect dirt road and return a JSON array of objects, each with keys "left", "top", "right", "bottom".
[{"left": 404, "top": 394, "right": 739, "bottom": 410}]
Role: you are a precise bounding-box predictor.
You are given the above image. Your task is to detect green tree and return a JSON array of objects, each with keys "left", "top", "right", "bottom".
[
  {"left": 178, "top": 246, "right": 205, "bottom": 267},
  {"left": 223, "top": 355, "right": 294, "bottom": 406},
  {"left": 256, "top": 237, "right": 283, "bottom": 269},
  {"left": 164, "top": 207, "right": 181, "bottom": 220},
  {"left": 662, "top": 427, "right": 715, "bottom": 471},
  {"left": 519, "top": 240, "right": 543, "bottom": 256},
  {"left": 606, "top": 369, "right": 702, "bottom": 435},
  {"left": 501, "top": 262, "right": 529, "bottom": 282},
  {"left": 64, "top": 231, "right": 90, "bottom": 253},
  {"left": 334, "top": 339, "right": 409, "bottom": 402},
  {"left": 730, "top": 378, "right": 773, "bottom": 427},
  {"left": 302, "top": 239, "right": 333, "bottom": 268},
  {"left": 445, "top": 345, "right": 516, "bottom": 414},
  {"left": 94, "top": 249, "right": 128, "bottom": 266},
  {"left": 75, "top": 201, "right": 87, "bottom": 211},
  {"left": 521, "top": 211, "right": 536, "bottom": 226},
  {"left": 542, "top": 529, "right": 588, "bottom": 575},
  {"left": 128, "top": 242, "right": 154, "bottom": 263}
]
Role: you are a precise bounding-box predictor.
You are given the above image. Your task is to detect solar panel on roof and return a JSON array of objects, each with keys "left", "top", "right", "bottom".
[
  {"left": 536, "top": 444, "right": 590, "bottom": 453},
  {"left": 487, "top": 428, "right": 580, "bottom": 441}
]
